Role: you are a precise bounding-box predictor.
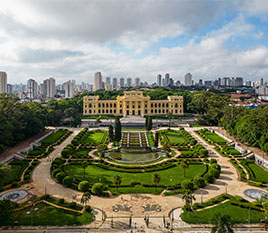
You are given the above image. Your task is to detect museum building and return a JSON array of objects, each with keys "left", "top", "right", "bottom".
[{"left": 83, "top": 91, "right": 183, "bottom": 117}]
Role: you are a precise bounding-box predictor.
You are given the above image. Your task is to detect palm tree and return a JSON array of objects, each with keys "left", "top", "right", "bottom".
[
  {"left": 80, "top": 192, "right": 91, "bottom": 207},
  {"left": 113, "top": 175, "right": 122, "bottom": 192},
  {"left": 153, "top": 173, "right": 161, "bottom": 191},
  {"left": 180, "top": 159, "right": 189, "bottom": 177},
  {"left": 182, "top": 189, "right": 195, "bottom": 211},
  {"left": 82, "top": 161, "right": 88, "bottom": 179},
  {"left": 211, "top": 213, "right": 234, "bottom": 233}
]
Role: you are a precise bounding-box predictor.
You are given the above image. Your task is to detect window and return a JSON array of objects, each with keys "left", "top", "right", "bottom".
[
  {"left": 98, "top": 104, "right": 101, "bottom": 108},
  {"left": 175, "top": 103, "right": 178, "bottom": 108},
  {"left": 151, "top": 109, "right": 153, "bottom": 113},
  {"left": 151, "top": 103, "right": 153, "bottom": 107},
  {"left": 114, "top": 103, "right": 116, "bottom": 107},
  {"left": 155, "top": 103, "right": 157, "bottom": 107}
]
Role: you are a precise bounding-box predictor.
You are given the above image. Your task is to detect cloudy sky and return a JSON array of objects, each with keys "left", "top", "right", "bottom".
[{"left": 1, "top": 0, "right": 268, "bottom": 84}]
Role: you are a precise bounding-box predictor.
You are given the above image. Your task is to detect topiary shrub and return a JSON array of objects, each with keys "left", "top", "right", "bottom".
[
  {"left": 181, "top": 179, "right": 194, "bottom": 191},
  {"left": 210, "top": 168, "right": 220, "bottom": 179},
  {"left": 78, "top": 181, "right": 90, "bottom": 192},
  {"left": 210, "top": 159, "right": 217, "bottom": 164},
  {"left": 91, "top": 183, "right": 104, "bottom": 195},
  {"left": 58, "top": 198, "right": 64, "bottom": 204},
  {"left": 200, "top": 149, "right": 208, "bottom": 157},
  {"left": 193, "top": 176, "right": 205, "bottom": 188},
  {"left": 62, "top": 176, "right": 73, "bottom": 187},
  {"left": 85, "top": 205, "right": 93, "bottom": 213},
  {"left": 56, "top": 172, "right": 66, "bottom": 183},
  {"left": 211, "top": 163, "right": 221, "bottom": 172},
  {"left": 204, "top": 173, "right": 215, "bottom": 183},
  {"left": 52, "top": 168, "right": 62, "bottom": 177}
]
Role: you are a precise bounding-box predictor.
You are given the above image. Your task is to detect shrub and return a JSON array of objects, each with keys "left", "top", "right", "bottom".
[
  {"left": 200, "top": 149, "right": 208, "bottom": 157},
  {"left": 210, "top": 168, "right": 220, "bottom": 179},
  {"left": 91, "top": 183, "right": 104, "bottom": 195},
  {"left": 181, "top": 179, "right": 194, "bottom": 191},
  {"left": 210, "top": 159, "right": 217, "bottom": 164},
  {"left": 204, "top": 173, "right": 215, "bottom": 183},
  {"left": 58, "top": 198, "right": 64, "bottom": 204},
  {"left": 85, "top": 205, "right": 93, "bottom": 213},
  {"left": 55, "top": 172, "right": 66, "bottom": 183},
  {"left": 70, "top": 202, "right": 77, "bottom": 208},
  {"left": 62, "top": 176, "right": 73, "bottom": 187},
  {"left": 78, "top": 181, "right": 90, "bottom": 192},
  {"left": 211, "top": 163, "right": 221, "bottom": 172},
  {"left": 52, "top": 168, "right": 62, "bottom": 177},
  {"left": 193, "top": 176, "right": 205, "bottom": 188},
  {"left": 72, "top": 139, "right": 79, "bottom": 146},
  {"left": 41, "top": 194, "right": 50, "bottom": 200}
]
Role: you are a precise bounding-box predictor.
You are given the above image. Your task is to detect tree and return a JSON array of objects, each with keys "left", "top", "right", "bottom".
[
  {"left": 167, "top": 111, "right": 173, "bottom": 129},
  {"left": 62, "top": 176, "right": 73, "bottom": 187},
  {"left": 0, "top": 163, "right": 11, "bottom": 188},
  {"left": 180, "top": 159, "right": 189, "bottom": 177},
  {"left": 0, "top": 199, "right": 16, "bottom": 225},
  {"left": 193, "top": 176, "right": 205, "bottom": 188},
  {"left": 82, "top": 161, "right": 88, "bottom": 179},
  {"left": 91, "top": 183, "right": 104, "bottom": 195},
  {"left": 109, "top": 125, "right": 114, "bottom": 142},
  {"left": 146, "top": 116, "right": 152, "bottom": 131},
  {"left": 153, "top": 173, "right": 161, "bottom": 191},
  {"left": 114, "top": 117, "right": 122, "bottom": 142},
  {"left": 78, "top": 181, "right": 90, "bottom": 192},
  {"left": 155, "top": 132, "right": 159, "bottom": 147},
  {"left": 211, "top": 213, "right": 234, "bottom": 233},
  {"left": 56, "top": 172, "right": 66, "bottom": 183},
  {"left": 80, "top": 192, "right": 91, "bottom": 207},
  {"left": 182, "top": 189, "right": 195, "bottom": 211},
  {"left": 113, "top": 175, "right": 122, "bottom": 192},
  {"left": 181, "top": 179, "right": 194, "bottom": 191}
]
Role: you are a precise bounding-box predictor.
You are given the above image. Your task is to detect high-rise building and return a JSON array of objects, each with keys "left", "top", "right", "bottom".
[
  {"left": 245, "top": 80, "right": 251, "bottom": 87},
  {"left": 198, "top": 79, "right": 203, "bottom": 86},
  {"left": 126, "top": 78, "right": 132, "bottom": 87},
  {"left": 63, "top": 80, "right": 75, "bottom": 98},
  {"left": 184, "top": 73, "right": 192, "bottom": 86},
  {"left": 0, "top": 71, "right": 7, "bottom": 93},
  {"left": 169, "top": 78, "right": 174, "bottom": 86},
  {"left": 120, "top": 78, "right": 125, "bottom": 88},
  {"left": 27, "top": 79, "right": 38, "bottom": 99},
  {"left": 165, "top": 73, "right": 170, "bottom": 86},
  {"left": 135, "top": 77, "right": 140, "bottom": 87},
  {"left": 157, "top": 74, "right": 162, "bottom": 86},
  {"left": 106, "top": 77, "right": 111, "bottom": 85},
  {"left": 7, "top": 84, "right": 12, "bottom": 94},
  {"left": 112, "top": 77, "right": 117, "bottom": 90},
  {"left": 43, "top": 77, "right": 56, "bottom": 98},
  {"left": 94, "top": 72, "right": 102, "bottom": 90}
]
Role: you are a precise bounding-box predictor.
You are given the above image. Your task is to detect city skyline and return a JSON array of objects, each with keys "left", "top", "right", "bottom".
[{"left": 1, "top": 0, "right": 268, "bottom": 84}]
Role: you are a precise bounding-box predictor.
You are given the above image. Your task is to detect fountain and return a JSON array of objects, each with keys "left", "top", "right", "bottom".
[
  {"left": 0, "top": 190, "right": 29, "bottom": 202},
  {"left": 244, "top": 189, "right": 268, "bottom": 200}
]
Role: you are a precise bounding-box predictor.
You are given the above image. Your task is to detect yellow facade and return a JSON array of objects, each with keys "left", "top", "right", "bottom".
[{"left": 83, "top": 91, "right": 183, "bottom": 116}]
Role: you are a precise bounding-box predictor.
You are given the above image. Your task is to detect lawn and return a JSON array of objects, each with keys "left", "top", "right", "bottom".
[
  {"left": 165, "top": 131, "right": 186, "bottom": 144},
  {"left": 247, "top": 162, "right": 268, "bottom": 183},
  {"left": 41, "top": 129, "right": 66, "bottom": 145},
  {"left": 203, "top": 130, "right": 227, "bottom": 145},
  {"left": 3, "top": 161, "right": 28, "bottom": 185},
  {"left": 81, "top": 130, "right": 106, "bottom": 145},
  {"left": 225, "top": 147, "right": 241, "bottom": 156},
  {"left": 147, "top": 132, "right": 155, "bottom": 147},
  {"left": 181, "top": 201, "right": 264, "bottom": 224},
  {"left": 3, "top": 203, "right": 94, "bottom": 226},
  {"left": 64, "top": 163, "right": 207, "bottom": 188}
]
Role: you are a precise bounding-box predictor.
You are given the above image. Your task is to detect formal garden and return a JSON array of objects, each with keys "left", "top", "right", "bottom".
[{"left": 0, "top": 128, "right": 72, "bottom": 192}]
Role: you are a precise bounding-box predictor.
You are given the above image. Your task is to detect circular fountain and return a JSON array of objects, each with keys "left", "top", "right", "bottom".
[
  {"left": 244, "top": 189, "right": 268, "bottom": 200},
  {"left": 0, "top": 190, "right": 28, "bottom": 202}
]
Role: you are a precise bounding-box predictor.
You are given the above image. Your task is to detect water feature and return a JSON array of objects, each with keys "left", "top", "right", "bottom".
[
  {"left": 104, "top": 131, "right": 165, "bottom": 163},
  {"left": 244, "top": 189, "right": 268, "bottom": 200},
  {"left": 0, "top": 190, "right": 28, "bottom": 202}
]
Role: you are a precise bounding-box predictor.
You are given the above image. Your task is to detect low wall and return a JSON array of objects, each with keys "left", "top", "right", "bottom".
[
  {"left": 235, "top": 143, "right": 247, "bottom": 154},
  {"left": 214, "top": 130, "right": 233, "bottom": 143},
  {"left": 254, "top": 153, "right": 268, "bottom": 169}
]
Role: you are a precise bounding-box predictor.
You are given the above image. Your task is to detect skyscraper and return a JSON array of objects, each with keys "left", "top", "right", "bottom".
[
  {"left": 112, "top": 77, "right": 118, "bottom": 90},
  {"left": 0, "top": 71, "right": 7, "bottom": 93},
  {"left": 7, "top": 84, "right": 12, "bottom": 94},
  {"left": 126, "top": 78, "right": 132, "bottom": 87},
  {"left": 135, "top": 77, "right": 140, "bottom": 87},
  {"left": 120, "top": 78, "right": 124, "bottom": 88},
  {"left": 165, "top": 73, "right": 170, "bottom": 86},
  {"left": 63, "top": 80, "right": 75, "bottom": 98},
  {"left": 27, "top": 79, "right": 38, "bottom": 99},
  {"left": 43, "top": 77, "right": 56, "bottom": 98},
  {"left": 157, "top": 74, "right": 161, "bottom": 86},
  {"left": 106, "top": 77, "right": 111, "bottom": 85},
  {"left": 94, "top": 72, "right": 102, "bottom": 90},
  {"left": 185, "top": 73, "right": 192, "bottom": 86}
]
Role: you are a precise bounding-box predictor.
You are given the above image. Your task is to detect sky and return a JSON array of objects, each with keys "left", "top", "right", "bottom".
[{"left": 1, "top": 0, "right": 268, "bottom": 84}]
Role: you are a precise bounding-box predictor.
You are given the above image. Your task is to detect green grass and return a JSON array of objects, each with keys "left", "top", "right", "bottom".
[
  {"left": 165, "top": 131, "right": 186, "bottom": 144},
  {"left": 203, "top": 131, "right": 227, "bottom": 145},
  {"left": 41, "top": 129, "right": 66, "bottom": 145},
  {"left": 64, "top": 163, "right": 207, "bottom": 188},
  {"left": 147, "top": 132, "right": 155, "bottom": 147},
  {"left": 247, "top": 162, "right": 268, "bottom": 183},
  {"left": 181, "top": 201, "right": 264, "bottom": 224},
  {"left": 4, "top": 203, "right": 94, "bottom": 226},
  {"left": 3, "top": 164, "right": 22, "bottom": 185},
  {"left": 110, "top": 185, "right": 164, "bottom": 195},
  {"left": 81, "top": 130, "right": 106, "bottom": 145},
  {"left": 224, "top": 147, "right": 241, "bottom": 156}
]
